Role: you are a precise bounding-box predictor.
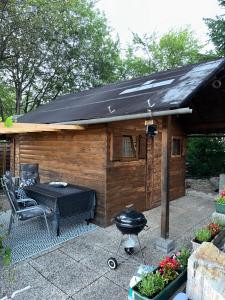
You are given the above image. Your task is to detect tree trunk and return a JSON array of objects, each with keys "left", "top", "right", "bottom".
[{"left": 15, "top": 87, "right": 22, "bottom": 115}]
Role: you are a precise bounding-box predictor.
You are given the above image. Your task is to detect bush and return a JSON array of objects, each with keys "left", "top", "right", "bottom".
[
  {"left": 138, "top": 272, "right": 165, "bottom": 298},
  {"left": 195, "top": 228, "right": 211, "bottom": 242},
  {"left": 187, "top": 137, "right": 225, "bottom": 177}
]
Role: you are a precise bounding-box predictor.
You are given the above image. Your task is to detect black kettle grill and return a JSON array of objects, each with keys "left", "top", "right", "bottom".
[{"left": 107, "top": 207, "right": 148, "bottom": 270}]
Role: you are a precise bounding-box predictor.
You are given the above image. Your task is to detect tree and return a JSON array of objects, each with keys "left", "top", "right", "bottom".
[
  {"left": 0, "top": 0, "right": 122, "bottom": 115},
  {"left": 187, "top": 137, "right": 225, "bottom": 177},
  {"left": 122, "top": 28, "right": 211, "bottom": 78},
  {"left": 205, "top": 0, "right": 225, "bottom": 55}
]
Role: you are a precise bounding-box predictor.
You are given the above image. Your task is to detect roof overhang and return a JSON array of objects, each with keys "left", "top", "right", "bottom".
[{"left": 0, "top": 123, "right": 84, "bottom": 134}]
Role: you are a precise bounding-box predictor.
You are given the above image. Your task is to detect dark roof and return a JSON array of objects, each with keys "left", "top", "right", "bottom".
[{"left": 19, "top": 58, "right": 225, "bottom": 124}]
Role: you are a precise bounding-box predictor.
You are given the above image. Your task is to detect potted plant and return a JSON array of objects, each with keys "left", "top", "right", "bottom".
[
  {"left": 191, "top": 228, "right": 211, "bottom": 251},
  {"left": 133, "top": 248, "right": 190, "bottom": 300},
  {"left": 215, "top": 189, "right": 225, "bottom": 214},
  {"left": 192, "top": 222, "right": 225, "bottom": 251}
]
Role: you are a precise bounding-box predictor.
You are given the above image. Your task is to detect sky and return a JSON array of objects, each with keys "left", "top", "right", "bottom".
[{"left": 96, "top": 0, "right": 224, "bottom": 49}]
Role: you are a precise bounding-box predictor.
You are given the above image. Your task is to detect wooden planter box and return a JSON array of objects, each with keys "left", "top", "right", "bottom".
[
  {"left": 191, "top": 229, "right": 225, "bottom": 251},
  {"left": 215, "top": 202, "right": 225, "bottom": 214},
  {"left": 133, "top": 269, "right": 187, "bottom": 300}
]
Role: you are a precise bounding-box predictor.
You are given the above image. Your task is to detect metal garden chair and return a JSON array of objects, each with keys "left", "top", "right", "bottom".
[{"left": 1, "top": 175, "right": 51, "bottom": 236}]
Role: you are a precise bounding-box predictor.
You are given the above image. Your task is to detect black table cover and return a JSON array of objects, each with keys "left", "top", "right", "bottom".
[{"left": 24, "top": 183, "right": 96, "bottom": 235}]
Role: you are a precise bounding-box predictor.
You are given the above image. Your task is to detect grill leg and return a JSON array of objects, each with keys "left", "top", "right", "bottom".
[
  {"left": 115, "top": 235, "right": 124, "bottom": 257},
  {"left": 137, "top": 235, "right": 145, "bottom": 265}
]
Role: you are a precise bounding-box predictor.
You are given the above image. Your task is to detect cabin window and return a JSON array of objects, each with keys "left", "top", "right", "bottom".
[
  {"left": 111, "top": 132, "right": 146, "bottom": 161},
  {"left": 122, "top": 135, "right": 136, "bottom": 158},
  {"left": 172, "top": 137, "right": 182, "bottom": 157}
]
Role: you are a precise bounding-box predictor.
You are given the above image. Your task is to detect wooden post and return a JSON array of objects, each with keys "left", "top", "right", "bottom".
[{"left": 161, "top": 116, "right": 171, "bottom": 239}]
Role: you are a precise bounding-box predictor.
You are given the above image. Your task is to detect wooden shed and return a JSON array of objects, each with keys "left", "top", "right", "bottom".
[{"left": 3, "top": 58, "right": 225, "bottom": 228}]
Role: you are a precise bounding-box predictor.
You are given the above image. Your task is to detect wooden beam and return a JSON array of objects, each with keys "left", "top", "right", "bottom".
[
  {"left": 0, "top": 123, "right": 85, "bottom": 134},
  {"left": 161, "top": 116, "right": 171, "bottom": 239}
]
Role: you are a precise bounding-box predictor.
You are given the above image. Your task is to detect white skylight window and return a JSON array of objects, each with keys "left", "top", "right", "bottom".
[{"left": 120, "top": 78, "right": 175, "bottom": 95}]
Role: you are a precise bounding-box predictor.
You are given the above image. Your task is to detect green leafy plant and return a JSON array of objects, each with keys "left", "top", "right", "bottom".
[
  {"left": 4, "top": 116, "right": 13, "bottom": 128},
  {"left": 216, "top": 190, "right": 225, "bottom": 204},
  {"left": 195, "top": 228, "right": 211, "bottom": 243},
  {"left": 162, "top": 267, "right": 178, "bottom": 284},
  {"left": 0, "top": 235, "right": 11, "bottom": 267},
  {"left": 174, "top": 247, "right": 191, "bottom": 269},
  {"left": 138, "top": 271, "right": 165, "bottom": 298},
  {"left": 212, "top": 218, "right": 225, "bottom": 229}
]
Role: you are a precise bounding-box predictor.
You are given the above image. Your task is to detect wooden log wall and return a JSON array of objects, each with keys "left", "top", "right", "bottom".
[
  {"left": 0, "top": 141, "right": 10, "bottom": 176},
  {"left": 13, "top": 116, "right": 186, "bottom": 227},
  {"left": 14, "top": 127, "right": 108, "bottom": 226},
  {"left": 146, "top": 118, "right": 163, "bottom": 209},
  {"left": 146, "top": 116, "right": 186, "bottom": 209},
  {"left": 169, "top": 117, "right": 186, "bottom": 200},
  {"left": 106, "top": 120, "right": 147, "bottom": 224}
]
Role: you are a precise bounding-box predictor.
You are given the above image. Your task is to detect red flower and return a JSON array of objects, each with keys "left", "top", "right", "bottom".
[
  {"left": 221, "top": 190, "right": 225, "bottom": 197},
  {"left": 159, "top": 257, "right": 180, "bottom": 271},
  {"left": 208, "top": 223, "right": 221, "bottom": 237}
]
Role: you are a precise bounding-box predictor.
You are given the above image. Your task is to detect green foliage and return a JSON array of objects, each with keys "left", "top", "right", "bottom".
[
  {"left": 122, "top": 28, "right": 210, "bottom": 78},
  {"left": 0, "top": 0, "right": 122, "bottom": 115},
  {"left": 195, "top": 228, "right": 211, "bottom": 242},
  {"left": 187, "top": 137, "right": 225, "bottom": 177},
  {"left": 175, "top": 248, "right": 191, "bottom": 269},
  {"left": 217, "top": 196, "right": 225, "bottom": 204},
  {"left": 205, "top": 0, "right": 225, "bottom": 56},
  {"left": 162, "top": 268, "right": 178, "bottom": 284},
  {"left": 0, "top": 84, "right": 15, "bottom": 121},
  {"left": 4, "top": 116, "right": 13, "bottom": 128},
  {"left": 212, "top": 218, "right": 225, "bottom": 228},
  {"left": 0, "top": 236, "right": 11, "bottom": 266},
  {"left": 138, "top": 271, "right": 165, "bottom": 298}
]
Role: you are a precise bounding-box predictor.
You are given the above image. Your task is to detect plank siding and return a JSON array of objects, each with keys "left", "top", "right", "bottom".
[
  {"left": 13, "top": 116, "right": 186, "bottom": 227},
  {"left": 169, "top": 117, "right": 186, "bottom": 201},
  {"left": 106, "top": 120, "right": 146, "bottom": 224},
  {"left": 14, "top": 128, "right": 107, "bottom": 226}
]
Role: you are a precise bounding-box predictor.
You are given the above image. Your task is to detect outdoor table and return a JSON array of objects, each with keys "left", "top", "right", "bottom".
[{"left": 24, "top": 183, "right": 96, "bottom": 236}]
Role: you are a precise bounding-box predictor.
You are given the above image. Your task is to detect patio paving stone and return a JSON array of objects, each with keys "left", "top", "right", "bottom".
[
  {"left": 0, "top": 262, "right": 68, "bottom": 300},
  {"left": 47, "top": 261, "right": 101, "bottom": 296},
  {"left": 29, "top": 249, "right": 76, "bottom": 277},
  {"left": 0, "top": 187, "right": 217, "bottom": 300},
  {"left": 72, "top": 276, "right": 127, "bottom": 300},
  {"left": 59, "top": 239, "right": 103, "bottom": 262},
  {"left": 79, "top": 247, "right": 123, "bottom": 276},
  {"left": 104, "top": 259, "right": 140, "bottom": 290}
]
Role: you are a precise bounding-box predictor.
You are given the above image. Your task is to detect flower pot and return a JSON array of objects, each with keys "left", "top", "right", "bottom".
[
  {"left": 133, "top": 269, "right": 187, "bottom": 300},
  {"left": 191, "top": 239, "right": 202, "bottom": 251},
  {"left": 215, "top": 202, "right": 225, "bottom": 214}
]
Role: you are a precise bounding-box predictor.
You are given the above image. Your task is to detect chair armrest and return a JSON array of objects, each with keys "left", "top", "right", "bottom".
[
  {"left": 17, "top": 198, "right": 38, "bottom": 205},
  {"left": 18, "top": 205, "right": 46, "bottom": 214}
]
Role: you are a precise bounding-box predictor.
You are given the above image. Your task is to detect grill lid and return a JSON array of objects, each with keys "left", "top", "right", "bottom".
[{"left": 115, "top": 207, "right": 147, "bottom": 227}]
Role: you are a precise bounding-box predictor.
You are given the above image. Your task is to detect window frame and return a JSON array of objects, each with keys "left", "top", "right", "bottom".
[
  {"left": 121, "top": 135, "right": 138, "bottom": 160},
  {"left": 110, "top": 130, "right": 146, "bottom": 162},
  {"left": 171, "top": 136, "right": 183, "bottom": 157}
]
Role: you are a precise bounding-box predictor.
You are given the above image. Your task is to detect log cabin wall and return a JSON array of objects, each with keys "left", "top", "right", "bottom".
[
  {"left": 146, "top": 116, "right": 186, "bottom": 208},
  {"left": 146, "top": 118, "right": 163, "bottom": 210},
  {"left": 0, "top": 140, "right": 10, "bottom": 176},
  {"left": 106, "top": 119, "right": 147, "bottom": 225},
  {"left": 14, "top": 126, "right": 108, "bottom": 226},
  {"left": 169, "top": 117, "right": 186, "bottom": 200},
  {"left": 105, "top": 116, "right": 186, "bottom": 225},
  {"left": 13, "top": 116, "right": 186, "bottom": 227}
]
